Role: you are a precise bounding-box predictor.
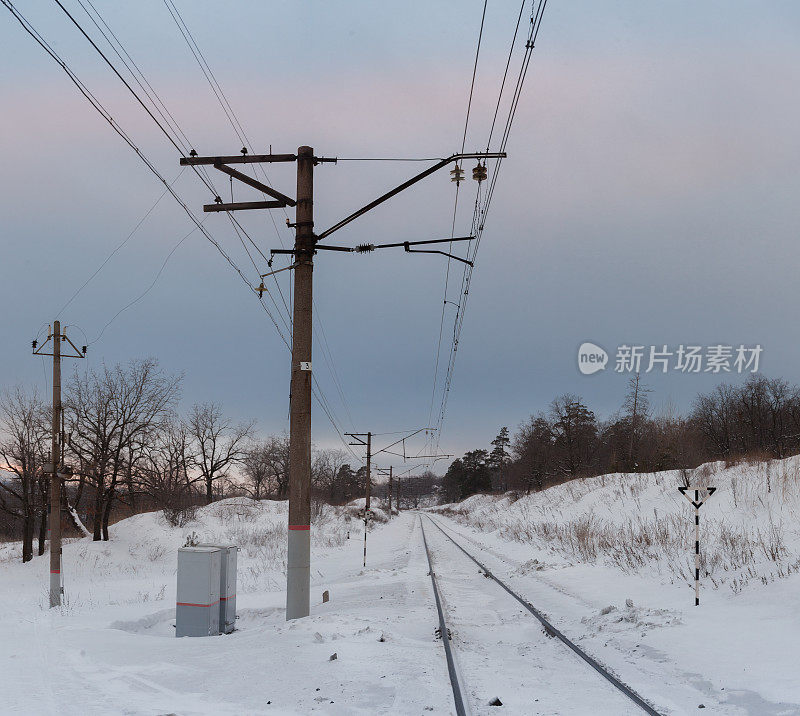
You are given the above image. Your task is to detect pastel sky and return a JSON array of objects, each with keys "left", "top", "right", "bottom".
[{"left": 2, "top": 1, "right": 799, "bottom": 468}]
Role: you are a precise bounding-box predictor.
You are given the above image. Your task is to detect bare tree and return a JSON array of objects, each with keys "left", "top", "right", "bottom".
[
  {"left": 623, "top": 373, "right": 651, "bottom": 470},
  {"left": 242, "top": 438, "right": 274, "bottom": 500},
  {"left": 188, "top": 402, "right": 254, "bottom": 504},
  {"left": 0, "top": 388, "right": 49, "bottom": 561},
  {"left": 136, "top": 417, "right": 196, "bottom": 510},
  {"left": 311, "top": 448, "right": 349, "bottom": 501},
  {"left": 65, "top": 359, "right": 180, "bottom": 540}
]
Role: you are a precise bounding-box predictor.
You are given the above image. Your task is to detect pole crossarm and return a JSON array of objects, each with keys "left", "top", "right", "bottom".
[
  {"left": 205, "top": 200, "right": 286, "bottom": 213},
  {"left": 212, "top": 163, "right": 296, "bottom": 207},
  {"left": 33, "top": 332, "right": 86, "bottom": 359},
  {"left": 180, "top": 153, "right": 298, "bottom": 165},
  {"left": 317, "top": 152, "right": 506, "bottom": 239}
]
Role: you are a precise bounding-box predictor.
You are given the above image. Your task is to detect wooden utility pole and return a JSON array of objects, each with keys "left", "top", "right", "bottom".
[{"left": 33, "top": 322, "right": 85, "bottom": 608}]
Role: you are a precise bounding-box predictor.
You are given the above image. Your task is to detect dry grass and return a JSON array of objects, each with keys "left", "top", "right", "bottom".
[{"left": 436, "top": 458, "right": 800, "bottom": 594}]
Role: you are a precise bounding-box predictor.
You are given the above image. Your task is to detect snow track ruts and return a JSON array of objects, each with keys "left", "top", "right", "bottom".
[{"left": 423, "top": 514, "right": 663, "bottom": 716}]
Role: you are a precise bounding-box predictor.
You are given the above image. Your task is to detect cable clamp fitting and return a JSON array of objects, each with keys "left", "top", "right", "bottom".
[{"left": 286, "top": 219, "right": 315, "bottom": 229}]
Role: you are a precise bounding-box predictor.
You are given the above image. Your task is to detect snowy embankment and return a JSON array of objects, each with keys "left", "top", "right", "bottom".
[
  {"left": 0, "top": 498, "right": 350, "bottom": 607},
  {"left": 433, "top": 456, "right": 800, "bottom": 594}
]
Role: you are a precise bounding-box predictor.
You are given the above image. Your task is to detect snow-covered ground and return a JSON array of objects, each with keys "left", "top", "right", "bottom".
[
  {"left": 1, "top": 458, "right": 800, "bottom": 714},
  {"left": 431, "top": 456, "right": 800, "bottom": 714}
]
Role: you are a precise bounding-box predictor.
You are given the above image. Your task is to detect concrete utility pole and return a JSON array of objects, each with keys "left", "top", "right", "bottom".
[
  {"left": 286, "top": 146, "right": 315, "bottom": 620},
  {"left": 181, "top": 148, "right": 504, "bottom": 620},
  {"left": 32, "top": 321, "right": 85, "bottom": 608},
  {"left": 49, "top": 322, "right": 61, "bottom": 608},
  {"left": 388, "top": 465, "right": 392, "bottom": 514},
  {"left": 376, "top": 465, "right": 393, "bottom": 515},
  {"left": 345, "top": 432, "right": 373, "bottom": 510},
  {"left": 366, "top": 432, "right": 371, "bottom": 511},
  {"left": 346, "top": 432, "right": 373, "bottom": 567}
]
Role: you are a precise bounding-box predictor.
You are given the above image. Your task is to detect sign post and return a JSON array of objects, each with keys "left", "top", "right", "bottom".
[{"left": 678, "top": 485, "right": 716, "bottom": 606}]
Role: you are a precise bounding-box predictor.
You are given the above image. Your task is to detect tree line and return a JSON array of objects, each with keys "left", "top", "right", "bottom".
[
  {"left": 442, "top": 374, "right": 800, "bottom": 502},
  {"left": 0, "top": 358, "right": 374, "bottom": 560}
]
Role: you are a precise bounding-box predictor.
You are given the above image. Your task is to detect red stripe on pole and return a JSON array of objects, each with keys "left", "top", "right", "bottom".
[
  {"left": 176, "top": 600, "right": 220, "bottom": 608},
  {"left": 288, "top": 525, "right": 310, "bottom": 530},
  {"left": 220, "top": 595, "right": 236, "bottom": 601},
  {"left": 50, "top": 570, "right": 60, "bottom": 574}
]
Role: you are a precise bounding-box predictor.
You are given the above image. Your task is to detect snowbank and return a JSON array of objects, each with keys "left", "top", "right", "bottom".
[
  {"left": 432, "top": 455, "right": 800, "bottom": 595},
  {"left": 0, "top": 497, "right": 349, "bottom": 609}
]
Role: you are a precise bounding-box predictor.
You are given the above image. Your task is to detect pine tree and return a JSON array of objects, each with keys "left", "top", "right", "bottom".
[{"left": 488, "top": 427, "right": 510, "bottom": 492}]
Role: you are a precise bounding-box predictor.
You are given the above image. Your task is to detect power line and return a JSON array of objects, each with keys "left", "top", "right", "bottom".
[
  {"left": 90, "top": 220, "right": 203, "bottom": 344},
  {"left": 77, "top": 0, "right": 191, "bottom": 153},
  {"left": 155, "top": 4, "right": 360, "bottom": 452},
  {"left": 161, "top": 0, "right": 249, "bottom": 149},
  {"left": 3, "top": 1, "right": 356, "bottom": 453},
  {"left": 486, "top": 0, "right": 528, "bottom": 153},
  {"left": 459, "top": 0, "right": 489, "bottom": 157},
  {"left": 52, "top": 0, "right": 188, "bottom": 163},
  {"left": 55, "top": 168, "right": 185, "bottom": 319},
  {"left": 163, "top": 1, "right": 360, "bottom": 439},
  {"left": 335, "top": 157, "right": 445, "bottom": 162}
]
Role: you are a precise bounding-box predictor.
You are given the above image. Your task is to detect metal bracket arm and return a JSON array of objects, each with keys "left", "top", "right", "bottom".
[
  {"left": 317, "top": 152, "right": 506, "bottom": 239},
  {"left": 213, "top": 162, "right": 296, "bottom": 207},
  {"left": 404, "top": 244, "right": 473, "bottom": 266}
]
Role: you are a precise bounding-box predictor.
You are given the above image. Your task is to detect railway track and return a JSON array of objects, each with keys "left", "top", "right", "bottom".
[{"left": 420, "top": 514, "right": 663, "bottom": 715}]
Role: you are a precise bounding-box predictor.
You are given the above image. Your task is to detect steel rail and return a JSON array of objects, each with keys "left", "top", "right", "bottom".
[
  {"left": 419, "top": 518, "right": 468, "bottom": 716},
  {"left": 425, "top": 515, "right": 662, "bottom": 716}
]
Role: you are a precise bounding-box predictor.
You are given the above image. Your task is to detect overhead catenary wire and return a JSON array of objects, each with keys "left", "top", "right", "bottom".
[
  {"left": 426, "top": 0, "right": 489, "bottom": 465},
  {"left": 434, "top": 0, "right": 548, "bottom": 457}
]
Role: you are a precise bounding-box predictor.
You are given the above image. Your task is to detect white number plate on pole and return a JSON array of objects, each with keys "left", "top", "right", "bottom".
[{"left": 300, "top": 362, "right": 312, "bottom": 371}]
